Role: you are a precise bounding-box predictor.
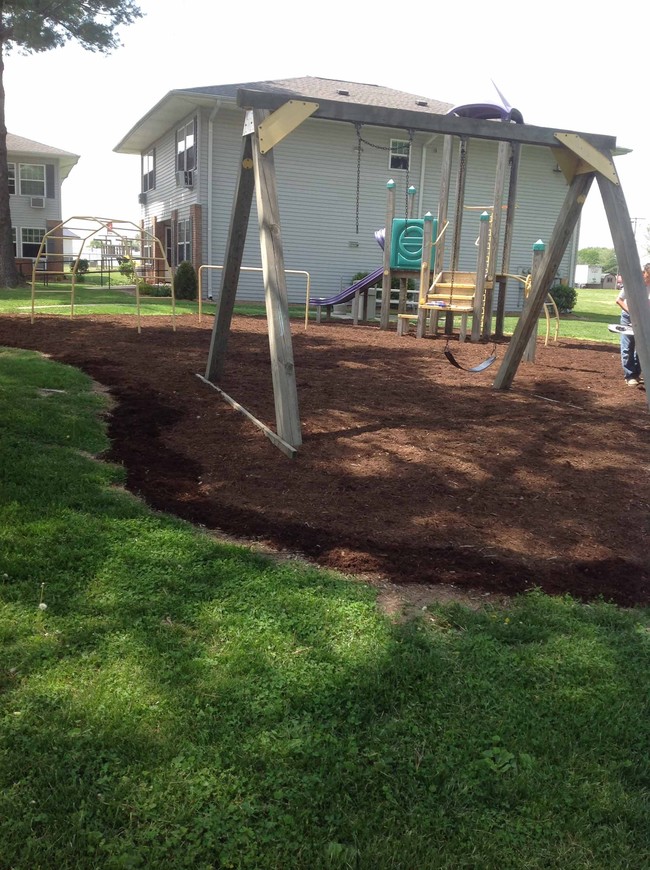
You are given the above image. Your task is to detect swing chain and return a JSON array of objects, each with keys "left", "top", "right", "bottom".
[
  {"left": 449, "top": 136, "right": 468, "bottom": 301},
  {"left": 355, "top": 127, "right": 394, "bottom": 152},
  {"left": 355, "top": 123, "right": 362, "bottom": 234},
  {"left": 354, "top": 124, "right": 415, "bottom": 232},
  {"left": 404, "top": 129, "right": 414, "bottom": 222}
]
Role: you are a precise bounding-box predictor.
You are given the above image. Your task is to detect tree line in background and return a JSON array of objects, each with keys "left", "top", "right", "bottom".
[
  {"left": 578, "top": 231, "right": 650, "bottom": 274},
  {"left": 577, "top": 247, "right": 618, "bottom": 274}
]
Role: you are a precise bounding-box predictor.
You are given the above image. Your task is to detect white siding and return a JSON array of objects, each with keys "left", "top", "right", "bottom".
[
  {"left": 141, "top": 111, "right": 200, "bottom": 227},
  {"left": 9, "top": 156, "right": 62, "bottom": 255},
  {"left": 140, "top": 104, "right": 578, "bottom": 310}
]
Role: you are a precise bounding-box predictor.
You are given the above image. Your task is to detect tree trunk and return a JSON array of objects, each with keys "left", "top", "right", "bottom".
[{"left": 0, "top": 39, "right": 22, "bottom": 288}]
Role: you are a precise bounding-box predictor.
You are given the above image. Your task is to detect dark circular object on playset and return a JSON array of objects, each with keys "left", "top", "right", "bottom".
[
  {"left": 448, "top": 103, "right": 524, "bottom": 124},
  {"left": 447, "top": 83, "right": 524, "bottom": 124}
]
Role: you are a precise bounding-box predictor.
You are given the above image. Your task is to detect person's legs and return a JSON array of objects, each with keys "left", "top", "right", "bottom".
[{"left": 620, "top": 312, "right": 641, "bottom": 382}]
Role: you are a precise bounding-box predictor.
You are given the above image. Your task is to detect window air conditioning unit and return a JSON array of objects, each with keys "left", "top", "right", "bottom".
[
  {"left": 176, "top": 170, "right": 194, "bottom": 188},
  {"left": 138, "top": 192, "right": 147, "bottom": 205},
  {"left": 30, "top": 196, "right": 45, "bottom": 208}
]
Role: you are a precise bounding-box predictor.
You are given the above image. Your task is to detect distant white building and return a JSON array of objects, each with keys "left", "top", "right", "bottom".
[{"left": 574, "top": 264, "right": 603, "bottom": 287}]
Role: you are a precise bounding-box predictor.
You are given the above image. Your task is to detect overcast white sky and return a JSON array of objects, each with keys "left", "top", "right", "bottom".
[{"left": 4, "top": 0, "right": 648, "bottom": 258}]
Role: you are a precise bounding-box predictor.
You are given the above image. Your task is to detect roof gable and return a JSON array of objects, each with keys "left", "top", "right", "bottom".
[{"left": 7, "top": 133, "right": 80, "bottom": 180}]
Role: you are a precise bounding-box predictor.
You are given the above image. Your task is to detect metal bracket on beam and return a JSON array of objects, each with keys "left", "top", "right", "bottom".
[
  {"left": 243, "top": 110, "right": 255, "bottom": 136},
  {"left": 256, "top": 100, "right": 319, "bottom": 153},
  {"left": 553, "top": 146, "right": 580, "bottom": 183},
  {"left": 554, "top": 132, "right": 619, "bottom": 184}
]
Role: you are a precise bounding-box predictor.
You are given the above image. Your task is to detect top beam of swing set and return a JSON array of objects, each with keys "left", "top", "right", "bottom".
[{"left": 236, "top": 88, "right": 618, "bottom": 153}]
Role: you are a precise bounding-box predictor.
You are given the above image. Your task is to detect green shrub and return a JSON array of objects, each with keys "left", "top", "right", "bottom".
[
  {"left": 352, "top": 270, "right": 379, "bottom": 287},
  {"left": 69, "top": 259, "right": 89, "bottom": 282},
  {"left": 139, "top": 281, "right": 171, "bottom": 297},
  {"left": 351, "top": 271, "right": 414, "bottom": 292},
  {"left": 174, "top": 261, "right": 198, "bottom": 300},
  {"left": 549, "top": 284, "right": 577, "bottom": 313},
  {"left": 117, "top": 256, "right": 136, "bottom": 281}
]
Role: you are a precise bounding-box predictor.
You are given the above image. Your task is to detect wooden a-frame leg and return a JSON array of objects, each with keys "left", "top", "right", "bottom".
[
  {"left": 493, "top": 172, "right": 594, "bottom": 391},
  {"left": 251, "top": 109, "right": 302, "bottom": 448},
  {"left": 205, "top": 135, "right": 255, "bottom": 383}
]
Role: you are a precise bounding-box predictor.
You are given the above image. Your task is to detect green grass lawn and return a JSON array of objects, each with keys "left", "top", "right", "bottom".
[
  {"left": 544, "top": 286, "right": 623, "bottom": 344},
  {"left": 0, "top": 282, "right": 201, "bottom": 317},
  {"left": 0, "top": 347, "right": 648, "bottom": 869},
  {"left": 0, "top": 283, "right": 622, "bottom": 344}
]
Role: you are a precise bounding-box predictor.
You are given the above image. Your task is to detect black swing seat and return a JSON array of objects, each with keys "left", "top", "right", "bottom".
[{"left": 444, "top": 346, "right": 497, "bottom": 372}]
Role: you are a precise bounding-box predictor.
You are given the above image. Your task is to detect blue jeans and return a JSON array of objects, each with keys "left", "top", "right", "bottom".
[{"left": 620, "top": 311, "right": 641, "bottom": 380}]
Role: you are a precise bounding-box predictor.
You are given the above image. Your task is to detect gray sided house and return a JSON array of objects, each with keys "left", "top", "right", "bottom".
[
  {"left": 114, "top": 77, "right": 578, "bottom": 310},
  {"left": 8, "top": 133, "right": 80, "bottom": 276}
]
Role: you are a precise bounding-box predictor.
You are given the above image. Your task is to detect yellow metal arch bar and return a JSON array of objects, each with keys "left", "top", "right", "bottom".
[
  {"left": 502, "top": 272, "right": 560, "bottom": 346},
  {"left": 554, "top": 133, "right": 619, "bottom": 184},
  {"left": 31, "top": 217, "right": 175, "bottom": 332},
  {"left": 257, "top": 100, "right": 319, "bottom": 154}
]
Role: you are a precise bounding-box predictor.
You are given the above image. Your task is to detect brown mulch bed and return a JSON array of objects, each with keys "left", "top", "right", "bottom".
[{"left": 2, "top": 312, "right": 649, "bottom": 608}]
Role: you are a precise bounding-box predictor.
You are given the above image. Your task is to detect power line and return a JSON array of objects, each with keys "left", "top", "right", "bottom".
[{"left": 630, "top": 217, "right": 645, "bottom": 235}]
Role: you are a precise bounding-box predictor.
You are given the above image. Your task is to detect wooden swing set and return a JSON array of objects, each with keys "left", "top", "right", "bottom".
[{"left": 202, "top": 89, "right": 650, "bottom": 457}]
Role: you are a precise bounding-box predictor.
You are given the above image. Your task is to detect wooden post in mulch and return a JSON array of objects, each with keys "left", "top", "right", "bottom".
[
  {"left": 495, "top": 143, "right": 521, "bottom": 338},
  {"left": 523, "top": 240, "right": 546, "bottom": 363},
  {"left": 379, "top": 180, "right": 396, "bottom": 330}
]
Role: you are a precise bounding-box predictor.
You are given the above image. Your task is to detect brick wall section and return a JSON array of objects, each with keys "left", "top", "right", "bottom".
[
  {"left": 46, "top": 219, "right": 64, "bottom": 276},
  {"left": 151, "top": 215, "right": 166, "bottom": 280},
  {"left": 190, "top": 204, "right": 202, "bottom": 272},
  {"left": 171, "top": 210, "right": 178, "bottom": 267}
]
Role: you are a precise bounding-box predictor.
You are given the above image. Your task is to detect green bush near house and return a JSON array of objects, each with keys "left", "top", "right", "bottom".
[
  {"left": 174, "top": 260, "right": 198, "bottom": 300},
  {"left": 352, "top": 271, "right": 415, "bottom": 292},
  {"left": 139, "top": 281, "right": 172, "bottom": 297},
  {"left": 352, "top": 270, "right": 379, "bottom": 287},
  {"left": 549, "top": 283, "right": 578, "bottom": 313},
  {"left": 68, "top": 259, "right": 89, "bottom": 282}
]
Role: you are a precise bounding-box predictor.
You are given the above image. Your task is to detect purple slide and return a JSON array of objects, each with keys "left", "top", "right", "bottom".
[
  {"left": 310, "top": 265, "right": 384, "bottom": 307},
  {"left": 310, "top": 228, "right": 386, "bottom": 307}
]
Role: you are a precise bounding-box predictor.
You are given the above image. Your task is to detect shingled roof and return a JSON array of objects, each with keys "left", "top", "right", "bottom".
[
  {"left": 115, "top": 76, "right": 454, "bottom": 154},
  {"left": 7, "top": 133, "right": 80, "bottom": 179},
  {"left": 180, "top": 77, "right": 453, "bottom": 115}
]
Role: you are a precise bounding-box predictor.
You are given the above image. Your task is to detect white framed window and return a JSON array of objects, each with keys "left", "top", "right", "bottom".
[
  {"left": 142, "top": 230, "right": 153, "bottom": 261},
  {"left": 389, "top": 139, "right": 411, "bottom": 171},
  {"left": 11, "top": 227, "right": 16, "bottom": 255},
  {"left": 176, "top": 119, "right": 196, "bottom": 173},
  {"left": 21, "top": 227, "right": 45, "bottom": 258},
  {"left": 176, "top": 218, "right": 191, "bottom": 264},
  {"left": 19, "top": 164, "right": 46, "bottom": 196},
  {"left": 7, "top": 163, "right": 15, "bottom": 195},
  {"left": 142, "top": 148, "right": 155, "bottom": 192}
]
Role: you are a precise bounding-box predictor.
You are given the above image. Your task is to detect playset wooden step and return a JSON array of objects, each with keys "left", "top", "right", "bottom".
[{"left": 422, "top": 271, "right": 480, "bottom": 311}]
